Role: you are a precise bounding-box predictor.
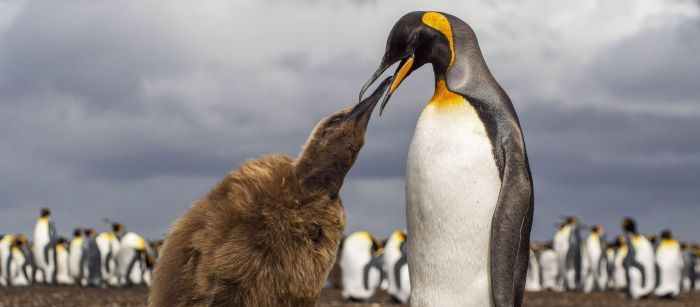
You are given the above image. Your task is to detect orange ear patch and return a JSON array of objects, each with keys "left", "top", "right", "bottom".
[{"left": 422, "top": 12, "right": 455, "bottom": 67}]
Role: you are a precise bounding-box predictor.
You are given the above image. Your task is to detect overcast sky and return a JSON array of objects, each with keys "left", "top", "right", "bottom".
[{"left": 0, "top": 0, "right": 698, "bottom": 243}]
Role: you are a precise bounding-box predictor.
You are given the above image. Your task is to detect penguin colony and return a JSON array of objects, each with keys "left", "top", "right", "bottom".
[
  {"left": 0, "top": 208, "right": 161, "bottom": 287},
  {"left": 339, "top": 218, "right": 700, "bottom": 303},
  {"left": 522, "top": 216, "right": 699, "bottom": 300}
]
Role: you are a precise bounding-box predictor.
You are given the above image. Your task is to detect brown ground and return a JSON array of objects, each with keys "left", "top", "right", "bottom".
[{"left": 0, "top": 287, "right": 698, "bottom": 307}]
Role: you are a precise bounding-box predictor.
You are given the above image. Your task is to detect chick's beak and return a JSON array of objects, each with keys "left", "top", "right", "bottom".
[
  {"left": 350, "top": 76, "right": 393, "bottom": 120},
  {"left": 359, "top": 54, "right": 414, "bottom": 115}
]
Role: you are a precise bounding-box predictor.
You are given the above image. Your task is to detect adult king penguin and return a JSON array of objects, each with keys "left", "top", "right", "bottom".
[
  {"left": 384, "top": 230, "right": 410, "bottom": 304},
  {"left": 583, "top": 225, "right": 606, "bottom": 292},
  {"left": 33, "top": 207, "right": 57, "bottom": 284},
  {"left": 621, "top": 217, "right": 656, "bottom": 299},
  {"left": 340, "top": 231, "right": 383, "bottom": 301},
  {"left": 553, "top": 217, "right": 581, "bottom": 290},
  {"left": 360, "top": 11, "right": 533, "bottom": 306},
  {"left": 653, "top": 230, "right": 683, "bottom": 298}
]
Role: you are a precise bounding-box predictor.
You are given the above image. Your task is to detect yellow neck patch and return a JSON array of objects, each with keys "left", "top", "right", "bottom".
[
  {"left": 422, "top": 12, "right": 455, "bottom": 67},
  {"left": 428, "top": 79, "right": 465, "bottom": 107},
  {"left": 660, "top": 239, "right": 679, "bottom": 248}
]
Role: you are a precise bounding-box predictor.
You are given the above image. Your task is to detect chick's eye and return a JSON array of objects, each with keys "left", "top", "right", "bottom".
[{"left": 329, "top": 115, "right": 344, "bottom": 124}]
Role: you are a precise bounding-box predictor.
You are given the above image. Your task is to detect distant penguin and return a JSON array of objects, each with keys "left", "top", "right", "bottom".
[
  {"left": 116, "top": 232, "right": 148, "bottom": 286},
  {"left": 6, "top": 235, "right": 34, "bottom": 286},
  {"left": 55, "top": 237, "right": 73, "bottom": 285},
  {"left": 613, "top": 236, "right": 628, "bottom": 291},
  {"left": 583, "top": 225, "right": 606, "bottom": 292},
  {"left": 653, "top": 230, "right": 683, "bottom": 298},
  {"left": 149, "top": 77, "right": 392, "bottom": 306},
  {"left": 143, "top": 240, "right": 162, "bottom": 287},
  {"left": 621, "top": 217, "right": 656, "bottom": 299},
  {"left": 384, "top": 230, "right": 410, "bottom": 304},
  {"left": 539, "top": 242, "right": 559, "bottom": 291},
  {"left": 32, "top": 207, "right": 57, "bottom": 284},
  {"left": 525, "top": 243, "right": 542, "bottom": 292},
  {"left": 97, "top": 222, "right": 124, "bottom": 286},
  {"left": 605, "top": 242, "right": 616, "bottom": 289},
  {"left": 0, "top": 234, "right": 11, "bottom": 286},
  {"left": 554, "top": 217, "right": 581, "bottom": 290},
  {"left": 340, "top": 231, "right": 383, "bottom": 301},
  {"left": 68, "top": 228, "right": 84, "bottom": 284},
  {"left": 82, "top": 229, "right": 102, "bottom": 286},
  {"left": 682, "top": 243, "right": 696, "bottom": 291}
]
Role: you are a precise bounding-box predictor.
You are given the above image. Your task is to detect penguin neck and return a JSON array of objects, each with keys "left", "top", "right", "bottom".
[{"left": 427, "top": 75, "right": 465, "bottom": 107}]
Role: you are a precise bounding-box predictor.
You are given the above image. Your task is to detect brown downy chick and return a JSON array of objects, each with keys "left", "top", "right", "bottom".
[{"left": 149, "top": 77, "right": 393, "bottom": 307}]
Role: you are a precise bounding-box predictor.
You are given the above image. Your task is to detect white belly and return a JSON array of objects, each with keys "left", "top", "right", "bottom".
[{"left": 406, "top": 102, "right": 501, "bottom": 306}]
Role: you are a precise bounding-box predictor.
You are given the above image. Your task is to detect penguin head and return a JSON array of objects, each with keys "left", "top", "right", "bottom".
[
  {"left": 371, "top": 237, "right": 384, "bottom": 257},
  {"left": 295, "top": 77, "right": 392, "bottom": 195},
  {"left": 646, "top": 232, "right": 657, "bottom": 244},
  {"left": 73, "top": 228, "right": 82, "bottom": 238},
  {"left": 615, "top": 235, "right": 626, "bottom": 246},
  {"left": 14, "top": 234, "right": 27, "bottom": 247},
  {"left": 40, "top": 207, "right": 51, "bottom": 217},
  {"left": 113, "top": 223, "right": 126, "bottom": 233},
  {"left": 591, "top": 225, "right": 603, "bottom": 234},
  {"left": 360, "top": 11, "right": 462, "bottom": 114},
  {"left": 621, "top": 217, "right": 637, "bottom": 234},
  {"left": 85, "top": 228, "right": 97, "bottom": 238},
  {"left": 660, "top": 229, "right": 672, "bottom": 240}
]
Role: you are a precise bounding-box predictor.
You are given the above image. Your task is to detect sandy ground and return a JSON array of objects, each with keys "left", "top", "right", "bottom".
[{"left": 0, "top": 287, "right": 699, "bottom": 306}]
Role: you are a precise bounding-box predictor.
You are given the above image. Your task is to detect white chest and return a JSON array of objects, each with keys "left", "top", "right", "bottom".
[{"left": 405, "top": 102, "right": 501, "bottom": 306}]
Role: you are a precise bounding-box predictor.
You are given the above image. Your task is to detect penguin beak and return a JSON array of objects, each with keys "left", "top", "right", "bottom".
[
  {"left": 350, "top": 76, "right": 393, "bottom": 121},
  {"left": 359, "top": 54, "right": 415, "bottom": 115}
]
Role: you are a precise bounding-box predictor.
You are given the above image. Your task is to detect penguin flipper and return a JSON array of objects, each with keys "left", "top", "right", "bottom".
[{"left": 489, "top": 144, "right": 533, "bottom": 307}]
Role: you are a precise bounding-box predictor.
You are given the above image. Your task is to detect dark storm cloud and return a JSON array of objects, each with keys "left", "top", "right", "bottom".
[{"left": 592, "top": 18, "right": 700, "bottom": 104}]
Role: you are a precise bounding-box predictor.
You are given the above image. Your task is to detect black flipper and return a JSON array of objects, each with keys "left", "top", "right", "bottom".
[
  {"left": 124, "top": 251, "right": 140, "bottom": 286},
  {"left": 489, "top": 141, "right": 534, "bottom": 307},
  {"left": 105, "top": 249, "right": 113, "bottom": 274},
  {"left": 394, "top": 240, "right": 408, "bottom": 290}
]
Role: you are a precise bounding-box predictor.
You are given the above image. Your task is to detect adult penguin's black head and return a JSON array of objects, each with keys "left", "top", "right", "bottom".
[
  {"left": 40, "top": 207, "right": 51, "bottom": 217},
  {"left": 360, "top": 11, "right": 458, "bottom": 114},
  {"left": 660, "top": 229, "right": 672, "bottom": 240},
  {"left": 621, "top": 217, "right": 638, "bottom": 234}
]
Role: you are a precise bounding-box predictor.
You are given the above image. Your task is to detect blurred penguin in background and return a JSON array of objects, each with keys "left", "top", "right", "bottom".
[
  {"left": 55, "top": 237, "right": 73, "bottom": 285},
  {"left": 143, "top": 240, "right": 163, "bottom": 287},
  {"left": 97, "top": 220, "right": 124, "bottom": 286},
  {"left": 340, "top": 231, "right": 384, "bottom": 301},
  {"left": 525, "top": 243, "right": 542, "bottom": 291},
  {"left": 613, "top": 235, "right": 628, "bottom": 291},
  {"left": 0, "top": 234, "right": 13, "bottom": 286},
  {"left": 82, "top": 229, "right": 102, "bottom": 286},
  {"left": 384, "top": 230, "right": 410, "bottom": 304},
  {"left": 539, "top": 242, "right": 559, "bottom": 291},
  {"left": 583, "top": 225, "right": 606, "bottom": 292},
  {"left": 68, "top": 228, "right": 84, "bottom": 285},
  {"left": 117, "top": 231, "right": 148, "bottom": 286},
  {"left": 7, "top": 234, "right": 34, "bottom": 286},
  {"left": 682, "top": 243, "right": 696, "bottom": 291},
  {"left": 621, "top": 217, "right": 656, "bottom": 299},
  {"left": 33, "top": 208, "right": 57, "bottom": 284},
  {"left": 653, "top": 230, "right": 683, "bottom": 298},
  {"left": 605, "top": 241, "right": 617, "bottom": 289},
  {"left": 554, "top": 216, "right": 581, "bottom": 290},
  {"left": 16, "top": 234, "right": 35, "bottom": 285}
]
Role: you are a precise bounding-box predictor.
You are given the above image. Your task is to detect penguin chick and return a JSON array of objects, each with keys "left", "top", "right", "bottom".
[{"left": 149, "top": 77, "right": 393, "bottom": 307}]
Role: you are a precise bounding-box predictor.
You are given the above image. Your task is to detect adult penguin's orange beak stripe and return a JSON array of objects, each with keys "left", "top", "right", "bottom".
[{"left": 359, "top": 55, "right": 415, "bottom": 115}]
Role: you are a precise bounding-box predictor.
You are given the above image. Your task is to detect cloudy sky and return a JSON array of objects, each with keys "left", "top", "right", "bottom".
[{"left": 0, "top": 0, "right": 698, "bottom": 243}]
